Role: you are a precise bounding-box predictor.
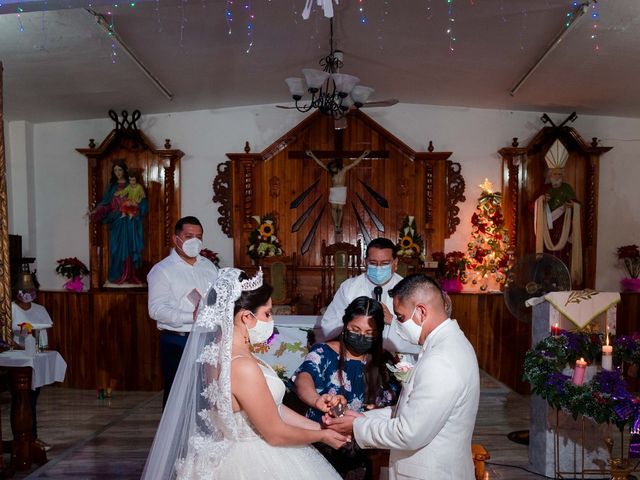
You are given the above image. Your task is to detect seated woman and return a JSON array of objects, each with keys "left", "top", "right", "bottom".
[{"left": 291, "top": 296, "right": 399, "bottom": 479}]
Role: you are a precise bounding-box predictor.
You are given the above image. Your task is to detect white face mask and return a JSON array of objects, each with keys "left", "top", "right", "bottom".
[
  {"left": 245, "top": 311, "right": 274, "bottom": 345},
  {"left": 394, "top": 306, "right": 423, "bottom": 345},
  {"left": 180, "top": 237, "right": 203, "bottom": 258}
]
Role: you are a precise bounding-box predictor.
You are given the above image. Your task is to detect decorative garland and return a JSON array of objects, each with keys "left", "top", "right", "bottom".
[{"left": 523, "top": 330, "right": 640, "bottom": 428}]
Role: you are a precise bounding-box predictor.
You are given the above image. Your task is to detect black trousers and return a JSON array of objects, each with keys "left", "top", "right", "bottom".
[{"left": 159, "top": 332, "right": 189, "bottom": 408}]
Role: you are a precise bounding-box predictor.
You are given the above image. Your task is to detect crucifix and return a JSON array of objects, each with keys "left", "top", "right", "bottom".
[{"left": 289, "top": 130, "right": 389, "bottom": 246}]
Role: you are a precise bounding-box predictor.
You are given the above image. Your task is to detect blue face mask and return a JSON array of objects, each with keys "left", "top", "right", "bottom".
[{"left": 367, "top": 264, "right": 393, "bottom": 285}]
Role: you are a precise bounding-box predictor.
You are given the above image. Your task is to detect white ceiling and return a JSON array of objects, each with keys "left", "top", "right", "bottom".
[{"left": 1, "top": 0, "right": 639, "bottom": 122}]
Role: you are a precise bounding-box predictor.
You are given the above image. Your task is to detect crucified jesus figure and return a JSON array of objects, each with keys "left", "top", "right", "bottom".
[{"left": 306, "top": 149, "right": 370, "bottom": 236}]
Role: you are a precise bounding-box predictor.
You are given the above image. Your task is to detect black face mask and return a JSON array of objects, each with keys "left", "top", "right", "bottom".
[{"left": 343, "top": 331, "right": 375, "bottom": 355}]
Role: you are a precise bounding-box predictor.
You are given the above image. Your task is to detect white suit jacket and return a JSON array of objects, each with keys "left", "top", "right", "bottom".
[
  {"left": 316, "top": 272, "right": 420, "bottom": 356},
  {"left": 353, "top": 319, "right": 480, "bottom": 480}
]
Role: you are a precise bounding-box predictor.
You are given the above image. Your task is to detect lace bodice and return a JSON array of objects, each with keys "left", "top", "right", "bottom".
[{"left": 234, "top": 360, "right": 286, "bottom": 440}]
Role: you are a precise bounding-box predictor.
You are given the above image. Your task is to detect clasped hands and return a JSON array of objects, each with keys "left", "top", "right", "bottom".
[{"left": 314, "top": 394, "right": 364, "bottom": 439}]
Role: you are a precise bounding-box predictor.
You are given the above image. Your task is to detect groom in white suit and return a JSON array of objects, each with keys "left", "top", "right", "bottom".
[{"left": 325, "top": 274, "right": 480, "bottom": 480}]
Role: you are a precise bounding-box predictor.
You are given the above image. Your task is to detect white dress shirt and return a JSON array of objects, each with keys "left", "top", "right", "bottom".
[
  {"left": 12, "top": 301, "right": 53, "bottom": 348},
  {"left": 147, "top": 249, "right": 218, "bottom": 333},
  {"left": 353, "top": 319, "right": 480, "bottom": 480},
  {"left": 317, "top": 272, "right": 420, "bottom": 356}
]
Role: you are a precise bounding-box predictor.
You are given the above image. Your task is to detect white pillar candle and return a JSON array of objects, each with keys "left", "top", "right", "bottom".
[{"left": 602, "top": 332, "right": 613, "bottom": 371}]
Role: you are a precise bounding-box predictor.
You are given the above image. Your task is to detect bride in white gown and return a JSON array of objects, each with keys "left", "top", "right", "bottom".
[{"left": 142, "top": 268, "right": 346, "bottom": 480}]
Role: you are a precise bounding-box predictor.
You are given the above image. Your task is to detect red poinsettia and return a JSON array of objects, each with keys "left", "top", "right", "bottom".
[{"left": 55, "top": 257, "right": 90, "bottom": 279}]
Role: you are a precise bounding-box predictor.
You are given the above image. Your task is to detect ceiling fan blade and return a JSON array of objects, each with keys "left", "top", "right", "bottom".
[
  {"left": 361, "top": 99, "right": 399, "bottom": 108},
  {"left": 276, "top": 105, "right": 297, "bottom": 109}
]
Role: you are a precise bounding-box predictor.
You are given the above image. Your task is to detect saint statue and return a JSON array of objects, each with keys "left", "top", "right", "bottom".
[
  {"left": 90, "top": 161, "right": 148, "bottom": 286},
  {"left": 533, "top": 139, "right": 582, "bottom": 285},
  {"left": 306, "top": 149, "right": 370, "bottom": 236}
]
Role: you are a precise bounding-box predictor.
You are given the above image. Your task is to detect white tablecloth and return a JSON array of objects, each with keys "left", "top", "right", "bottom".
[
  {"left": 252, "top": 315, "right": 320, "bottom": 379},
  {"left": 0, "top": 350, "right": 67, "bottom": 390}
]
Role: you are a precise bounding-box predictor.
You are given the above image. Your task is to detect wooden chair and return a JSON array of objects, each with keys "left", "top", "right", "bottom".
[
  {"left": 396, "top": 256, "right": 423, "bottom": 278},
  {"left": 472, "top": 444, "right": 491, "bottom": 480},
  {"left": 317, "top": 240, "right": 362, "bottom": 311},
  {"left": 261, "top": 254, "right": 300, "bottom": 315}
]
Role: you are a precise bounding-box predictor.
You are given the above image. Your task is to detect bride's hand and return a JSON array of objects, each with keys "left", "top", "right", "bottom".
[{"left": 321, "top": 429, "right": 350, "bottom": 449}]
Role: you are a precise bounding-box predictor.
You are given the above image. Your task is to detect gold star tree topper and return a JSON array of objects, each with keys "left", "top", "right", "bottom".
[{"left": 479, "top": 178, "right": 494, "bottom": 194}]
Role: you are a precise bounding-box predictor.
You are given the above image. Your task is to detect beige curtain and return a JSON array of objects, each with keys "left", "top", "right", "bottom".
[{"left": 0, "top": 62, "right": 11, "bottom": 343}]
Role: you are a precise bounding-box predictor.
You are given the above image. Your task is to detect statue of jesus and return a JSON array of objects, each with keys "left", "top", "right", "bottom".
[{"left": 306, "top": 149, "right": 370, "bottom": 236}]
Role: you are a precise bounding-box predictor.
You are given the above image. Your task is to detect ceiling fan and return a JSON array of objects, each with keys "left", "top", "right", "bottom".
[{"left": 278, "top": 18, "right": 398, "bottom": 129}]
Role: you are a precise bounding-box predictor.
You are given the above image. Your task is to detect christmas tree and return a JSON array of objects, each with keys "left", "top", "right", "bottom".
[{"left": 467, "top": 179, "right": 510, "bottom": 290}]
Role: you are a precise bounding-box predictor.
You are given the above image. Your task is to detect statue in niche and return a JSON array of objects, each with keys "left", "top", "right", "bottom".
[
  {"left": 533, "top": 139, "right": 582, "bottom": 285},
  {"left": 306, "top": 149, "right": 369, "bottom": 236},
  {"left": 90, "top": 161, "right": 148, "bottom": 287}
]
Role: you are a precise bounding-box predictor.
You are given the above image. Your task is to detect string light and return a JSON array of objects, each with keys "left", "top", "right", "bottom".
[
  {"left": 446, "top": 0, "right": 456, "bottom": 53},
  {"left": 243, "top": 0, "right": 254, "bottom": 53},
  {"left": 17, "top": 7, "right": 24, "bottom": 32},
  {"left": 590, "top": 0, "right": 600, "bottom": 51},
  {"left": 225, "top": 0, "right": 234, "bottom": 35},
  {"left": 108, "top": 6, "right": 117, "bottom": 63},
  {"left": 358, "top": 0, "right": 366, "bottom": 24}
]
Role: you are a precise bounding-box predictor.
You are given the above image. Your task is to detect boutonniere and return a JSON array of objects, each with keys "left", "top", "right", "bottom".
[{"left": 386, "top": 360, "right": 414, "bottom": 383}]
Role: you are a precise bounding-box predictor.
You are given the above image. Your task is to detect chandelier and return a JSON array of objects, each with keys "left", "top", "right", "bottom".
[{"left": 285, "top": 19, "right": 374, "bottom": 120}]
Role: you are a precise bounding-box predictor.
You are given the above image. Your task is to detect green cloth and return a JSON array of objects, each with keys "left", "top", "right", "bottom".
[{"left": 547, "top": 182, "right": 577, "bottom": 211}]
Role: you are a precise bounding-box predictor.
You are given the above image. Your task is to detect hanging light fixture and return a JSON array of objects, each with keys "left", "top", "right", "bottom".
[{"left": 285, "top": 19, "right": 374, "bottom": 119}]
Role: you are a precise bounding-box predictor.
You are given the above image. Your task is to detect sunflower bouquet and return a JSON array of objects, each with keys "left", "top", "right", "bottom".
[
  {"left": 247, "top": 213, "right": 284, "bottom": 260},
  {"left": 396, "top": 216, "right": 425, "bottom": 261}
]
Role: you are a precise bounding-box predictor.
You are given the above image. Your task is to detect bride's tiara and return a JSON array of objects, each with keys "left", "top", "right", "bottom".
[{"left": 240, "top": 268, "right": 263, "bottom": 291}]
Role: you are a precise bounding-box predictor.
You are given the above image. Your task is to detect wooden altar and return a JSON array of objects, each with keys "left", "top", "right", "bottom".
[{"left": 214, "top": 110, "right": 466, "bottom": 310}]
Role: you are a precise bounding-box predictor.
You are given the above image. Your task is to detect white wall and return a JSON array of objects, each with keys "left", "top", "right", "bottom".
[{"left": 6, "top": 103, "right": 639, "bottom": 291}]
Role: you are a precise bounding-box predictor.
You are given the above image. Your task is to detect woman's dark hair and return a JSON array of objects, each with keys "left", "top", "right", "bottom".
[
  {"left": 233, "top": 272, "right": 273, "bottom": 315},
  {"left": 336, "top": 296, "right": 394, "bottom": 406},
  {"left": 110, "top": 160, "right": 128, "bottom": 185}
]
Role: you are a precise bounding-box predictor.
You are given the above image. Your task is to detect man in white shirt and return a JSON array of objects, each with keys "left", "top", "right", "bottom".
[
  {"left": 317, "top": 237, "right": 420, "bottom": 358},
  {"left": 147, "top": 216, "right": 218, "bottom": 407},
  {"left": 325, "top": 274, "right": 480, "bottom": 480}
]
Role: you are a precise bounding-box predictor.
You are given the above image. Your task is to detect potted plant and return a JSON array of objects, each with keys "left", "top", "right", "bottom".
[
  {"left": 55, "top": 257, "right": 90, "bottom": 292},
  {"left": 431, "top": 251, "right": 469, "bottom": 293},
  {"left": 617, "top": 245, "right": 640, "bottom": 292}
]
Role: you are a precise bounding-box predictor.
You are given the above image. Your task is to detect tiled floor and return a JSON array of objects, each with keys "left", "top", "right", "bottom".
[{"left": 0, "top": 372, "right": 541, "bottom": 479}]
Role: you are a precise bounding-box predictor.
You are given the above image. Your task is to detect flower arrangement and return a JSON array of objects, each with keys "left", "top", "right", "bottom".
[
  {"left": 396, "top": 216, "right": 425, "bottom": 261},
  {"left": 247, "top": 214, "right": 284, "bottom": 260},
  {"left": 199, "top": 248, "right": 221, "bottom": 268},
  {"left": 617, "top": 245, "right": 640, "bottom": 279},
  {"left": 523, "top": 329, "right": 640, "bottom": 427},
  {"left": 55, "top": 257, "right": 90, "bottom": 279},
  {"left": 18, "top": 322, "right": 34, "bottom": 335},
  {"left": 386, "top": 359, "right": 414, "bottom": 383},
  {"left": 431, "top": 251, "right": 469, "bottom": 282}
]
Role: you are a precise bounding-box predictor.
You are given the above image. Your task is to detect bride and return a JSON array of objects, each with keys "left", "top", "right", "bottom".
[{"left": 142, "top": 267, "right": 347, "bottom": 479}]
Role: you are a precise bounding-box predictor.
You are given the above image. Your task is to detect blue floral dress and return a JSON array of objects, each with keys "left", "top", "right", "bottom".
[{"left": 292, "top": 343, "right": 398, "bottom": 422}]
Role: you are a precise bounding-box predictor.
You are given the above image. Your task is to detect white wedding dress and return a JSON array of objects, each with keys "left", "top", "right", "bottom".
[{"left": 175, "top": 360, "right": 341, "bottom": 480}]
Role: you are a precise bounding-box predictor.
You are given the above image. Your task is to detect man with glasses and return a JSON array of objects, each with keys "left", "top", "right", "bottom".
[{"left": 317, "top": 237, "right": 420, "bottom": 358}]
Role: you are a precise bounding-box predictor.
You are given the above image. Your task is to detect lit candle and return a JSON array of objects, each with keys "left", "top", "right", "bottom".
[
  {"left": 572, "top": 358, "right": 587, "bottom": 386},
  {"left": 602, "top": 332, "right": 613, "bottom": 371},
  {"left": 551, "top": 323, "right": 560, "bottom": 336}
]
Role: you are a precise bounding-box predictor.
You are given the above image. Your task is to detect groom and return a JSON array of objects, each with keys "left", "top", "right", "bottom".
[{"left": 324, "top": 274, "right": 480, "bottom": 479}]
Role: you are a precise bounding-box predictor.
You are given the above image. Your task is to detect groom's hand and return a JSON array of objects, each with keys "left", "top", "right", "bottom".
[{"left": 323, "top": 410, "right": 361, "bottom": 436}]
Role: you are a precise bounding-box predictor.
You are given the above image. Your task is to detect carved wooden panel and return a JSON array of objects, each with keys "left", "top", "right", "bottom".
[
  {"left": 77, "top": 121, "right": 183, "bottom": 289},
  {"left": 212, "top": 161, "right": 233, "bottom": 237},
  {"left": 446, "top": 161, "right": 466, "bottom": 238}
]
